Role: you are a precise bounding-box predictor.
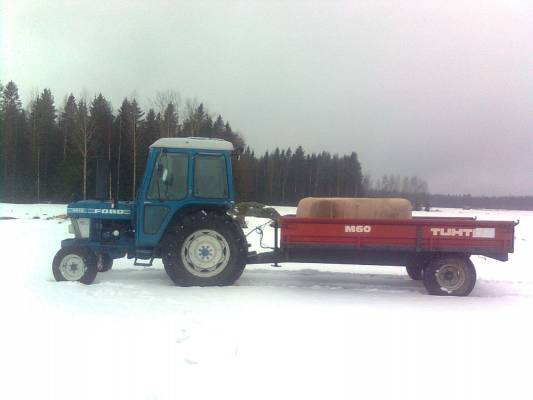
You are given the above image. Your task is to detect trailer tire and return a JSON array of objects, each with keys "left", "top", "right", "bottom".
[
  {"left": 52, "top": 247, "right": 98, "bottom": 284},
  {"left": 162, "top": 211, "right": 247, "bottom": 286},
  {"left": 406, "top": 265, "right": 423, "bottom": 280},
  {"left": 97, "top": 253, "right": 113, "bottom": 272},
  {"left": 422, "top": 256, "right": 476, "bottom": 296}
]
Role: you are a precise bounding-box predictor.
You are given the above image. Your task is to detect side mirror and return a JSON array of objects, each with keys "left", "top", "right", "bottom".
[{"left": 161, "top": 169, "right": 174, "bottom": 186}]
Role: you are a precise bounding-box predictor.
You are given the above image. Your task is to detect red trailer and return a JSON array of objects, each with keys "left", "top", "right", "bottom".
[{"left": 247, "top": 215, "right": 518, "bottom": 296}]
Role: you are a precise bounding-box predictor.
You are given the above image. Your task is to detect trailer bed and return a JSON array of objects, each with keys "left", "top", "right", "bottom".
[{"left": 279, "top": 216, "right": 516, "bottom": 261}]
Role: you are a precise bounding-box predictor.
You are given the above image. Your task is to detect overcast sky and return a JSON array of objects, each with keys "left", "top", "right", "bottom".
[{"left": 1, "top": 0, "right": 532, "bottom": 195}]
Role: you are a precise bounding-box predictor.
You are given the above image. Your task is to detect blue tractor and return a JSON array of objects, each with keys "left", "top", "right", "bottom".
[{"left": 52, "top": 137, "right": 248, "bottom": 286}]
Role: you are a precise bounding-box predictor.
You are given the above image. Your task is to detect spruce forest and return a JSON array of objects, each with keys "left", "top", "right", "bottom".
[{"left": 0, "top": 80, "right": 430, "bottom": 207}]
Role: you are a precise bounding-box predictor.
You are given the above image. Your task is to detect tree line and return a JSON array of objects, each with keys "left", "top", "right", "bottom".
[
  {"left": 364, "top": 174, "right": 430, "bottom": 211},
  {"left": 1, "top": 80, "right": 431, "bottom": 207},
  {"left": 235, "top": 147, "right": 364, "bottom": 205},
  {"left": 428, "top": 194, "right": 533, "bottom": 211}
]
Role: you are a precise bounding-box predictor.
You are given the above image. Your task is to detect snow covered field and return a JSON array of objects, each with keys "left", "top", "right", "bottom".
[{"left": 0, "top": 203, "right": 532, "bottom": 400}]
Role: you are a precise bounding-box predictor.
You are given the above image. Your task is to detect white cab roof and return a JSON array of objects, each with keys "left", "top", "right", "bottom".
[{"left": 150, "top": 137, "right": 234, "bottom": 151}]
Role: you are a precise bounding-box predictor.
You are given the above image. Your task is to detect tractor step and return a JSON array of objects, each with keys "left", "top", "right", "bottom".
[{"left": 134, "top": 258, "right": 154, "bottom": 267}]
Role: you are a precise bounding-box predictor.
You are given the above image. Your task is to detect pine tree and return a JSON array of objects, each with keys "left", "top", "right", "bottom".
[
  {"left": 115, "top": 99, "right": 131, "bottom": 199},
  {"left": 60, "top": 94, "right": 77, "bottom": 161},
  {"left": 0, "top": 81, "right": 23, "bottom": 201},
  {"left": 212, "top": 115, "right": 225, "bottom": 138},
  {"left": 36, "top": 89, "right": 59, "bottom": 199},
  {"left": 57, "top": 94, "right": 79, "bottom": 200},
  {"left": 90, "top": 94, "right": 114, "bottom": 198},
  {"left": 138, "top": 108, "right": 160, "bottom": 181},
  {"left": 346, "top": 152, "right": 362, "bottom": 196},
  {"left": 162, "top": 102, "right": 178, "bottom": 137},
  {"left": 90, "top": 94, "right": 113, "bottom": 159},
  {"left": 114, "top": 98, "right": 145, "bottom": 199},
  {"left": 233, "top": 146, "right": 257, "bottom": 202},
  {"left": 290, "top": 146, "right": 306, "bottom": 202},
  {"left": 28, "top": 94, "right": 40, "bottom": 200},
  {"left": 280, "top": 148, "right": 292, "bottom": 203},
  {"left": 183, "top": 103, "right": 206, "bottom": 137}
]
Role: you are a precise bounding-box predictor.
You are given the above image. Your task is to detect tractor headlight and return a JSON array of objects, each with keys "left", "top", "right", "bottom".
[{"left": 69, "top": 218, "right": 90, "bottom": 238}]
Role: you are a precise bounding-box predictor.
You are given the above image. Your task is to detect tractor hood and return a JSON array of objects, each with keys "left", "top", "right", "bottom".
[{"left": 67, "top": 200, "right": 134, "bottom": 221}]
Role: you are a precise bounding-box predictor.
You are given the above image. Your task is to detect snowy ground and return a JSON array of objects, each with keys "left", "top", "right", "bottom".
[{"left": 0, "top": 203, "right": 532, "bottom": 400}]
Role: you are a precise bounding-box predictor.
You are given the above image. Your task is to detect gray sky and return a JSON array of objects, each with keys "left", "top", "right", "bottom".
[{"left": 1, "top": 0, "right": 532, "bottom": 195}]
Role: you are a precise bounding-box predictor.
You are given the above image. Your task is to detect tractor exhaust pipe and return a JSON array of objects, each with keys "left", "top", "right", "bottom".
[{"left": 95, "top": 159, "right": 111, "bottom": 202}]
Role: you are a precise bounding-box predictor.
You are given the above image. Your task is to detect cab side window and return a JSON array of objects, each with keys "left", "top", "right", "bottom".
[
  {"left": 194, "top": 155, "right": 228, "bottom": 198},
  {"left": 147, "top": 153, "right": 188, "bottom": 200}
]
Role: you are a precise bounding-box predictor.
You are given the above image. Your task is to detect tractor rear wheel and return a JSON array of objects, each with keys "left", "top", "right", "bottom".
[
  {"left": 162, "top": 211, "right": 247, "bottom": 286},
  {"left": 422, "top": 256, "right": 476, "bottom": 296},
  {"left": 52, "top": 247, "right": 98, "bottom": 284}
]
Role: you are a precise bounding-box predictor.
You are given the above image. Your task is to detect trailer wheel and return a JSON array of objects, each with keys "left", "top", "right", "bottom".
[
  {"left": 405, "top": 265, "right": 423, "bottom": 280},
  {"left": 97, "top": 253, "right": 113, "bottom": 272},
  {"left": 422, "top": 256, "right": 476, "bottom": 296},
  {"left": 162, "top": 211, "right": 247, "bottom": 286},
  {"left": 52, "top": 247, "right": 98, "bottom": 284}
]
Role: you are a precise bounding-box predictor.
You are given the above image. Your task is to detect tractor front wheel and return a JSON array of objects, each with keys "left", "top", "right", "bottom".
[
  {"left": 97, "top": 253, "right": 113, "bottom": 272},
  {"left": 162, "top": 211, "right": 247, "bottom": 286},
  {"left": 52, "top": 247, "right": 98, "bottom": 284}
]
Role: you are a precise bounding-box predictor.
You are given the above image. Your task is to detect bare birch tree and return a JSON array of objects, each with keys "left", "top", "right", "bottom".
[
  {"left": 153, "top": 89, "right": 181, "bottom": 137},
  {"left": 73, "top": 99, "right": 94, "bottom": 199},
  {"left": 130, "top": 99, "right": 144, "bottom": 198}
]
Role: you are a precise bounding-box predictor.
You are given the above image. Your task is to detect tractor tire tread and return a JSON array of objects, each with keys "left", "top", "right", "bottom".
[{"left": 161, "top": 211, "right": 247, "bottom": 286}]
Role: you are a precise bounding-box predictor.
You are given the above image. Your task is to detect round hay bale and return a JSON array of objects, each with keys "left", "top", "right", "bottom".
[{"left": 296, "top": 197, "right": 412, "bottom": 219}]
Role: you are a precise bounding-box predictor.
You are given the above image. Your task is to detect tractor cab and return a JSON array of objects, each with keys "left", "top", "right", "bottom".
[
  {"left": 56, "top": 137, "right": 247, "bottom": 286},
  {"left": 136, "top": 137, "right": 235, "bottom": 250}
]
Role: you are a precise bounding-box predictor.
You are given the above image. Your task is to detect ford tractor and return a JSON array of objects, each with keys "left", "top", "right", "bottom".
[{"left": 53, "top": 137, "right": 248, "bottom": 286}]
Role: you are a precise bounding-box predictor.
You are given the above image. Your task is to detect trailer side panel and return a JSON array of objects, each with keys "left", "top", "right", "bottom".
[{"left": 280, "top": 216, "right": 515, "bottom": 256}]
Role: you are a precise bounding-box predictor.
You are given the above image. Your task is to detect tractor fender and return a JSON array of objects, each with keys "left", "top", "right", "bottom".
[
  {"left": 60, "top": 238, "right": 88, "bottom": 249},
  {"left": 156, "top": 207, "right": 245, "bottom": 255}
]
